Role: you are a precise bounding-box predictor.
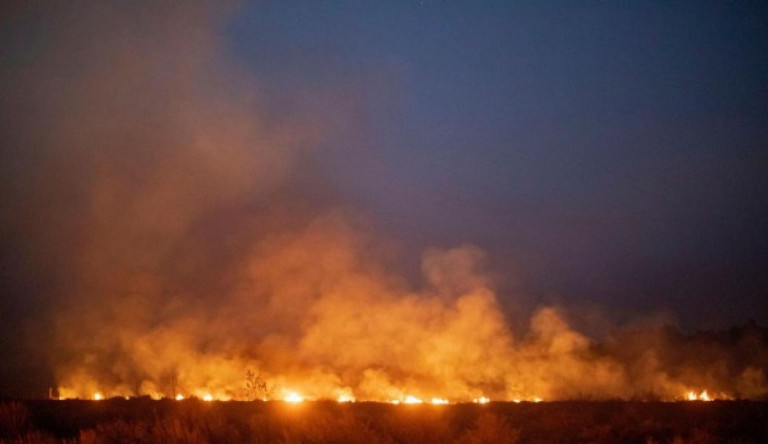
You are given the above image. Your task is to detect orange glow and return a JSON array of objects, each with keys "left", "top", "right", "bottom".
[
  {"left": 48, "top": 389, "right": 737, "bottom": 403},
  {"left": 686, "top": 390, "right": 713, "bottom": 401},
  {"left": 284, "top": 392, "right": 304, "bottom": 403}
]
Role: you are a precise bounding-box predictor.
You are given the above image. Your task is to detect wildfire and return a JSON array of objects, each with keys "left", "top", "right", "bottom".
[
  {"left": 62, "top": 382, "right": 733, "bottom": 404},
  {"left": 55, "top": 388, "right": 738, "bottom": 404},
  {"left": 509, "top": 396, "right": 541, "bottom": 403},
  {"left": 686, "top": 390, "right": 712, "bottom": 401},
  {"left": 284, "top": 392, "right": 304, "bottom": 403}
]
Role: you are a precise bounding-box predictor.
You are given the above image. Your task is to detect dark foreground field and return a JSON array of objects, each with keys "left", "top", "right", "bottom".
[{"left": 1, "top": 399, "right": 767, "bottom": 444}]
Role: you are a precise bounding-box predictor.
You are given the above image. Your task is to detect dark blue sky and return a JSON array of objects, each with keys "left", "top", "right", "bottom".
[{"left": 228, "top": 1, "right": 768, "bottom": 328}]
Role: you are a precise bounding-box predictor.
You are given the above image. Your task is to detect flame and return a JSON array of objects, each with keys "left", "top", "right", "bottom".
[
  {"left": 284, "top": 392, "right": 304, "bottom": 403},
  {"left": 686, "top": 390, "right": 713, "bottom": 401},
  {"left": 48, "top": 388, "right": 734, "bottom": 403}
]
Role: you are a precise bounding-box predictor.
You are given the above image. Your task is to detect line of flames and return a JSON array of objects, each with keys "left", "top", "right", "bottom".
[{"left": 69, "top": 389, "right": 727, "bottom": 403}]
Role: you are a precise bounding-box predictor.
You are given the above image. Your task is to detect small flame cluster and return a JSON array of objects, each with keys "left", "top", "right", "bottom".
[{"left": 686, "top": 390, "right": 713, "bottom": 401}]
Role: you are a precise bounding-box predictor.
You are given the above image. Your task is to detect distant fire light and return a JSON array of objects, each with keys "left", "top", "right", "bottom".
[
  {"left": 687, "top": 390, "right": 712, "bottom": 401},
  {"left": 284, "top": 392, "right": 304, "bottom": 403}
]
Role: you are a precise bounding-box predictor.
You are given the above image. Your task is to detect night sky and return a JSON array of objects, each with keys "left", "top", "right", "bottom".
[
  {"left": 226, "top": 1, "right": 768, "bottom": 327},
  {"left": 1, "top": 1, "right": 767, "bottom": 395}
]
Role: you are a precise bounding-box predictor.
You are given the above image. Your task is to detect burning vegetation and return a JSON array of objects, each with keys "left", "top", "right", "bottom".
[
  {"left": 1, "top": 2, "right": 767, "bottom": 406},
  {"left": 51, "top": 222, "right": 767, "bottom": 403}
]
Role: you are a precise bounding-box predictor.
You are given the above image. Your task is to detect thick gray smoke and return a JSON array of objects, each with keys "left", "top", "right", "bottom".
[{"left": 0, "top": 2, "right": 766, "bottom": 401}]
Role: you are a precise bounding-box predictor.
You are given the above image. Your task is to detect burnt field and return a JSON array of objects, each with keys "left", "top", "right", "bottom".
[{"left": 1, "top": 399, "right": 767, "bottom": 443}]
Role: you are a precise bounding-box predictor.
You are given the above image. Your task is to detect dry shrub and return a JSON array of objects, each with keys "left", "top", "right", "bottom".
[
  {"left": 276, "top": 408, "right": 391, "bottom": 444},
  {"left": 455, "top": 412, "right": 519, "bottom": 444},
  {"left": 383, "top": 409, "right": 453, "bottom": 444},
  {"left": 73, "top": 414, "right": 239, "bottom": 444},
  {"left": 0, "top": 403, "right": 30, "bottom": 438},
  {"left": 670, "top": 429, "right": 718, "bottom": 444},
  {"left": 0, "top": 430, "right": 57, "bottom": 444},
  {"left": 148, "top": 418, "right": 209, "bottom": 444}
]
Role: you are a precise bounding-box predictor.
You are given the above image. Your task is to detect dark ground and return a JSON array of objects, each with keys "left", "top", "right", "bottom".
[{"left": 1, "top": 398, "right": 767, "bottom": 443}]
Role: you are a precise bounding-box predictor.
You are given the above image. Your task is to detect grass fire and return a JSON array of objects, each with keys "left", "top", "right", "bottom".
[{"left": 1, "top": 1, "right": 767, "bottom": 443}]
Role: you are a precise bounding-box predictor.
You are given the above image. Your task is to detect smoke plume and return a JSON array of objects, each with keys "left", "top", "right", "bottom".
[{"left": 1, "top": 2, "right": 766, "bottom": 401}]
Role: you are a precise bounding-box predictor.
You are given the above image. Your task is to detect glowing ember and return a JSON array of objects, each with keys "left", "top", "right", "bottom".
[
  {"left": 512, "top": 399, "right": 521, "bottom": 403},
  {"left": 473, "top": 396, "right": 490, "bottom": 404},
  {"left": 284, "top": 392, "right": 304, "bottom": 403},
  {"left": 93, "top": 393, "right": 103, "bottom": 401},
  {"left": 337, "top": 395, "right": 354, "bottom": 403},
  {"left": 202, "top": 394, "right": 213, "bottom": 402},
  {"left": 430, "top": 397, "right": 449, "bottom": 405},
  {"left": 403, "top": 395, "right": 423, "bottom": 404},
  {"left": 175, "top": 394, "right": 184, "bottom": 401},
  {"left": 533, "top": 397, "right": 543, "bottom": 403},
  {"left": 389, "top": 400, "right": 401, "bottom": 405}
]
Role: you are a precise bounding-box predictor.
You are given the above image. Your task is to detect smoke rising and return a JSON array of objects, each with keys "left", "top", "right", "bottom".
[{"left": 1, "top": 2, "right": 766, "bottom": 401}]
